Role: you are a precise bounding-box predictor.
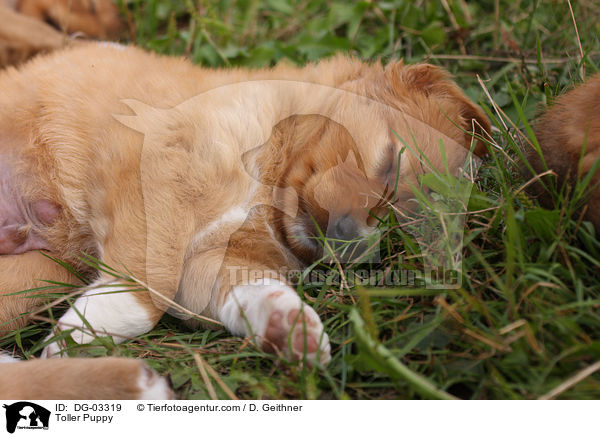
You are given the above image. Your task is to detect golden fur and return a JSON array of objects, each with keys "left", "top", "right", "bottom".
[
  {"left": 0, "top": 357, "right": 173, "bottom": 399},
  {"left": 526, "top": 73, "right": 600, "bottom": 230},
  {"left": 0, "top": 44, "right": 489, "bottom": 325},
  {"left": 0, "top": 43, "right": 489, "bottom": 397}
]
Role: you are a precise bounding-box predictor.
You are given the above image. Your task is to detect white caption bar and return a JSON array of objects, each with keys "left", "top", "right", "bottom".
[{"left": 0, "top": 400, "right": 597, "bottom": 435}]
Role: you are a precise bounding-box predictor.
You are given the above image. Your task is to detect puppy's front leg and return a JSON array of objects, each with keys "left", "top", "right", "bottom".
[
  {"left": 176, "top": 250, "right": 331, "bottom": 365},
  {"left": 41, "top": 277, "right": 161, "bottom": 358}
]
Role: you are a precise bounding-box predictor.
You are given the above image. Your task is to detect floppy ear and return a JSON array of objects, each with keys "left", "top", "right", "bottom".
[{"left": 389, "top": 63, "right": 491, "bottom": 156}]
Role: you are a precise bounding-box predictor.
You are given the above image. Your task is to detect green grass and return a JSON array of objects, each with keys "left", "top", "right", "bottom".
[{"left": 2, "top": 0, "right": 600, "bottom": 399}]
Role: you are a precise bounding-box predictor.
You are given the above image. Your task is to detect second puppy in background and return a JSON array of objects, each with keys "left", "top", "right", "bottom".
[{"left": 525, "top": 74, "right": 600, "bottom": 232}]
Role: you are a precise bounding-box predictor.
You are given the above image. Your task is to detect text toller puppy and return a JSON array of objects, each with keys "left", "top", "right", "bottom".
[
  {"left": 0, "top": 44, "right": 489, "bottom": 397},
  {"left": 526, "top": 73, "right": 600, "bottom": 231}
]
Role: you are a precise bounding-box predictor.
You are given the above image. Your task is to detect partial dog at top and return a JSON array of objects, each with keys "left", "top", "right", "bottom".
[
  {"left": 0, "top": 0, "right": 122, "bottom": 68},
  {"left": 0, "top": 43, "right": 489, "bottom": 397}
]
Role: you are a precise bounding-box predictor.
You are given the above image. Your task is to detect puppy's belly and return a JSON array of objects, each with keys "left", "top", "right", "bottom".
[{"left": 0, "top": 156, "right": 59, "bottom": 254}]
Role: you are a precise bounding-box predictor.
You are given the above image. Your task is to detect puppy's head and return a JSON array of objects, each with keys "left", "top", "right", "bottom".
[{"left": 271, "top": 61, "right": 490, "bottom": 264}]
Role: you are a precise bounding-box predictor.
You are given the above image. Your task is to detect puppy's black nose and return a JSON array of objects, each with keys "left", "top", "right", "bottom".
[{"left": 331, "top": 215, "right": 358, "bottom": 241}]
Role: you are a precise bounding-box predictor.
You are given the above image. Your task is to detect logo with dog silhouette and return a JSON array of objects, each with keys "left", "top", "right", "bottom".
[{"left": 2, "top": 402, "right": 50, "bottom": 433}]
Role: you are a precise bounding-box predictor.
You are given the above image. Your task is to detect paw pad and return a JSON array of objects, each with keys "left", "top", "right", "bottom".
[{"left": 261, "top": 297, "right": 330, "bottom": 365}]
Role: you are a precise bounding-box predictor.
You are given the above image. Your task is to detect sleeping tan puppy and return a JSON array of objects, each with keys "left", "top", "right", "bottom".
[
  {"left": 526, "top": 73, "right": 600, "bottom": 231},
  {"left": 0, "top": 44, "right": 489, "bottom": 397}
]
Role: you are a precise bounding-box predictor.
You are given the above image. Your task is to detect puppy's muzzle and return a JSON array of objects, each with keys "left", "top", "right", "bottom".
[{"left": 330, "top": 214, "right": 359, "bottom": 241}]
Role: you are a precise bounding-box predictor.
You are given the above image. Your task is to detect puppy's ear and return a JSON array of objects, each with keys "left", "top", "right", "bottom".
[{"left": 388, "top": 63, "right": 491, "bottom": 156}]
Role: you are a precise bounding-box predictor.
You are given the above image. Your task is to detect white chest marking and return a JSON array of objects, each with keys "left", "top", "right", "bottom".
[{"left": 192, "top": 205, "right": 250, "bottom": 246}]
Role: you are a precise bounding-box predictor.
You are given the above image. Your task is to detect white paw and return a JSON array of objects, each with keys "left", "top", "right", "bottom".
[
  {"left": 40, "top": 334, "right": 67, "bottom": 358},
  {"left": 41, "top": 282, "right": 155, "bottom": 358},
  {"left": 220, "top": 279, "right": 331, "bottom": 365},
  {"left": 0, "top": 352, "right": 19, "bottom": 363},
  {"left": 40, "top": 311, "right": 95, "bottom": 358}
]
